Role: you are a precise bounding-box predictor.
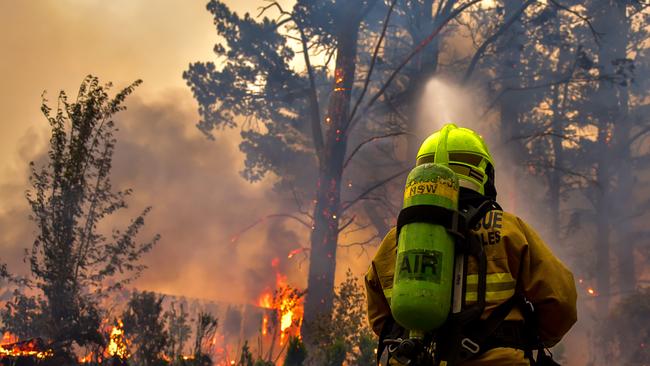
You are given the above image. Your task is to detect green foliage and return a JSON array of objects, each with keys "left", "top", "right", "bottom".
[
  {"left": 183, "top": 0, "right": 318, "bottom": 188},
  {"left": 283, "top": 336, "right": 307, "bottom": 366},
  {"left": 356, "top": 332, "right": 377, "bottom": 366},
  {"left": 0, "top": 75, "right": 158, "bottom": 349},
  {"left": 324, "top": 338, "right": 347, "bottom": 366},
  {"left": 309, "top": 270, "right": 377, "bottom": 366},
  {"left": 0, "top": 292, "right": 47, "bottom": 339},
  {"left": 122, "top": 291, "right": 168, "bottom": 366}
]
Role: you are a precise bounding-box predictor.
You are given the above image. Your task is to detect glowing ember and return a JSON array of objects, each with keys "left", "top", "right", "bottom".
[
  {"left": 105, "top": 319, "right": 130, "bottom": 359},
  {"left": 1, "top": 332, "right": 17, "bottom": 345},
  {"left": 335, "top": 68, "right": 344, "bottom": 84},
  {"left": 287, "top": 248, "right": 306, "bottom": 259},
  {"left": 0, "top": 333, "right": 54, "bottom": 359},
  {"left": 78, "top": 351, "right": 94, "bottom": 363},
  {"left": 587, "top": 288, "right": 596, "bottom": 296}
]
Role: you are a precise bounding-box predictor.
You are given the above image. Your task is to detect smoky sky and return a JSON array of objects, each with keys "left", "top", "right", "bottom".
[
  {"left": 0, "top": 84, "right": 376, "bottom": 304},
  {"left": 0, "top": 0, "right": 347, "bottom": 305}
]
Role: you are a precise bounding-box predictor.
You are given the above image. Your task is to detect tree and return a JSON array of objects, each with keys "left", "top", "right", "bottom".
[
  {"left": 309, "top": 270, "right": 376, "bottom": 365},
  {"left": 283, "top": 336, "right": 306, "bottom": 366},
  {"left": 192, "top": 311, "right": 219, "bottom": 361},
  {"left": 184, "top": 0, "right": 488, "bottom": 345},
  {"left": 1, "top": 75, "right": 159, "bottom": 351},
  {"left": 184, "top": 0, "right": 382, "bottom": 344},
  {"left": 165, "top": 300, "right": 192, "bottom": 360},
  {"left": 122, "top": 291, "right": 168, "bottom": 366}
]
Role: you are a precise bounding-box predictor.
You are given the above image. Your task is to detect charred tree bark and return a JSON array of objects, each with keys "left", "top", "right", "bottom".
[{"left": 302, "top": 9, "right": 362, "bottom": 343}]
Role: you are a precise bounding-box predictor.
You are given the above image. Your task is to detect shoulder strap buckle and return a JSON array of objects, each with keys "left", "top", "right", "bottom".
[{"left": 460, "top": 337, "right": 480, "bottom": 354}]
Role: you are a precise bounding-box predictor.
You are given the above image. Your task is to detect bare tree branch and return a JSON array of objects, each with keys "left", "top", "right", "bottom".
[
  {"left": 343, "top": 132, "right": 407, "bottom": 170},
  {"left": 479, "top": 74, "right": 600, "bottom": 119},
  {"left": 338, "top": 215, "right": 357, "bottom": 233},
  {"left": 349, "top": 0, "right": 399, "bottom": 123},
  {"left": 509, "top": 130, "right": 582, "bottom": 145},
  {"left": 341, "top": 167, "right": 410, "bottom": 213},
  {"left": 340, "top": 222, "right": 373, "bottom": 236},
  {"left": 230, "top": 213, "right": 312, "bottom": 244},
  {"left": 462, "top": 0, "right": 535, "bottom": 84},
  {"left": 547, "top": 0, "right": 603, "bottom": 43},
  {"left": 628, "top": 123, "right": 650, "bottom": 146},
  {"left": 296, "top": 19, "right": 326, "bottom": 159},
  {"left": 348, "top": 0, "right": 482, "bottom": 133}
]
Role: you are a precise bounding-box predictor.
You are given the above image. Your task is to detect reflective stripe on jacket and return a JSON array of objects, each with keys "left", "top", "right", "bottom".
[{"left": 365, "top": 210, "right": 577, "bottom": 364}]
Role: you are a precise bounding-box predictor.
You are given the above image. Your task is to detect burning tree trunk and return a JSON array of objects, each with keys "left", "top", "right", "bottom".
[{"left": 302, "top": 10, "right": 362, "bottom": 343}]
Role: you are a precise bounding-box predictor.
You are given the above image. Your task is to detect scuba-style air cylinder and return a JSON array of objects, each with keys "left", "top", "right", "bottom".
[{"left": 390, "top": 125, "right": 460, "bottom": 339}]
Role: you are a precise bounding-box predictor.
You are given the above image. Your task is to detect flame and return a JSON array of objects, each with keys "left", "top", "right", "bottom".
[
  {"left": 1, "top": 332, "right": 17, "bottom": 345},
  {"left": 0, "top": 332, "right": 54, "bottom": 359},
  {"left": 287, "top": 248, "right": 305, "bottom": 259},
  {"left": 262, "top": 313, "right": 269, "bottom": 336},
  {"left": 255, "top": 259, "right": 304, "bottom": 345},
  {"left": 105, "top": 319, "right": 130, "bottom": 359},
  {"left": 78, "top": 351, "right": 94, "bottom": 363},
  {"left": 280, "top": 309, "right": 293, "bottom": 332},
  {"left": 259, "top": 293, "right": 273, "bottom": 309},
  {"left": 587, "top": 287, "right": 596, "bottom": 296}
]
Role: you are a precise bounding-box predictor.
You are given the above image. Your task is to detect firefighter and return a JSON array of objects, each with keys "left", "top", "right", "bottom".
[{"left": 365, "top": 125, "right": 577, "bottom": 365}]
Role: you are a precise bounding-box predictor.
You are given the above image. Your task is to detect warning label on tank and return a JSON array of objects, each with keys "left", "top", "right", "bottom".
[
  {"left": 404, "top": 179, "right": 457, "bottom": 201},
  {"left": 395, "top": 249, "right": 442, "bottom": 284}
]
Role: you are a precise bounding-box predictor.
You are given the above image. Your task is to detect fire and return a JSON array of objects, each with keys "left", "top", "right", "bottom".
[
  {"left": 262, "top": 313, "right": 269, "bottom": 336},
  {"left": 0, "top": 332, "right": 54, "bottom": 359},
  {"left": 280, "top": 309, "right": 293, "bottom": 332},
  {"left": 287, "top": 248, "right": 306, "bottom": 259},
  {"left": 78, "top": 351, "right": 94, "bottom": 363},
  {"left": 587, "top": 287, "right": 596, "bottom": 296},
  {"left": 105, "top": 319, "right": 130, "bottom": 359},
  {"left": 259, "top": 293, "right": 273, "bottom": 309},
  {"left": 1, "top": 332, "right": 17, "bottom": 345},
  {"left": 256, "top": 259, "right": 304, "bottom": 346}
]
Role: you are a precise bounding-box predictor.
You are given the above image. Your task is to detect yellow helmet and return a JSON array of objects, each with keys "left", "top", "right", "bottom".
[{"left": 416, "top": 124, "right": 496, "bottom": 196}]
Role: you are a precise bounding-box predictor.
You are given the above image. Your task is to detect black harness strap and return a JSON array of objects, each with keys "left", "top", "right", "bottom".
[
  {"left": 396, "top": 205, "right": 466, "bottom": 243},
  {"left": 436, "top": 199, "right": 503, "bottom": 365},
  {"left": 382, "top": 198, "right": 524, "bottom": 366},
  {"left": 377, "top": 316, "right": 409, "bottom": 365}
]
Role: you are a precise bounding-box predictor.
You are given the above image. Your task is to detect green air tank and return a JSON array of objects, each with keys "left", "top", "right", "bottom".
[{"left": 390, "top": 125, "right": 459, "bottom": 338}]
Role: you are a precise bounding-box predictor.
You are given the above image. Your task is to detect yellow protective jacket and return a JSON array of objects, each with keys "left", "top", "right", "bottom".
[{"left": 365, "top": 210, "right": 577, "bottom": 365}]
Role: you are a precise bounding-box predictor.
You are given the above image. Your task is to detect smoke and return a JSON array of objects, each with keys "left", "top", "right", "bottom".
[{"left": 0, "top": 88, "right": 311, "bottom": 306}]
